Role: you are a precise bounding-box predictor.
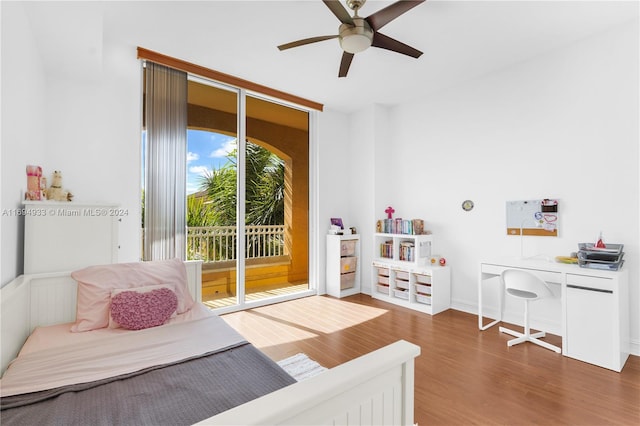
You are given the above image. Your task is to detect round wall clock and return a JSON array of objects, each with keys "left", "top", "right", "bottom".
[{"left": 462, "top": 200, "right": 474, "bottom": 212}]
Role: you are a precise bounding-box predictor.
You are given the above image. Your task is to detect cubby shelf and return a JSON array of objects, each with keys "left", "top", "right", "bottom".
[
  {"left": 372, "top": 233, "right": 450, "bottom": 315},
  {"left": 373, "top": 233, "right": 433, "bottom": 266}
]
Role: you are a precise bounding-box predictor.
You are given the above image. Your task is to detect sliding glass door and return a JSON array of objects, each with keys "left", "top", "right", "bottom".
[{"left": 183, "top": 78, "right": 310, "bottom": 310}]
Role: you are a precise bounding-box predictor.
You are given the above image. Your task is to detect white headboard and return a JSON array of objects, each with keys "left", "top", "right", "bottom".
[{"left": 0, "top": 260, "right": 202, "bottom": 375}]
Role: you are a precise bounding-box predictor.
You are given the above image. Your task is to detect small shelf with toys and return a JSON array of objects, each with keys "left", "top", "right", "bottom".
[{"left": 372, "top": 207, "right": 450, "bottom": 315}]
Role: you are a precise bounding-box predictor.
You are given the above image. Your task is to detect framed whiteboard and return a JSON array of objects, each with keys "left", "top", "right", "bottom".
[{"left": 506, "top": 199, "right": 558, "bottom": 237}]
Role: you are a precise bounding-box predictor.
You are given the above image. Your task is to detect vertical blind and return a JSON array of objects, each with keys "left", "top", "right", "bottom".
[{"left": 144, "top": 62, "right": 188, "bottom": 260}]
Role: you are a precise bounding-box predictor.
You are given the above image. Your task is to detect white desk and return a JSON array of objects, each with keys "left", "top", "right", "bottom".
[{"left": 479, "top": 257, "right": 629, "bottom": 372}]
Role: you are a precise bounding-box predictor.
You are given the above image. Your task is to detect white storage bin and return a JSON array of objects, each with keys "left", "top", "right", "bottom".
[
  {"left": 377, "top": 267, "right": 390, "bottom": 277},
  {"left": 415, "top": 293, "right": 432, "bottom": 305},
  {"left": 415, "top": 283, "right": 432, "bottom": 295},
  {"left": 395, "top": 279, "right": 409, "bottom": 290},
  {"left": 395, "top": 270, "right": 410, "bottom": 281},
  {"left": 377, "top": 284, "right": 390, "bottom": 295},
  {"left": 378, "top": 275, "right": 390, "bottom": 285},
  {"left": 393, "top": 288, "right": 409, "bottom": 300},
  {"left": 415, "top": 274, "right": 431, "bottom": 285}
]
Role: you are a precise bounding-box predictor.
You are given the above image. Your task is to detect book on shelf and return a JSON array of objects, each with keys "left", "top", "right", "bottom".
[
  {"left": 399, "top": 241, "right": 415, "bottom": 262},
  {"left": 380, "top": 218, "right": 426, "bottom": 235},
  {"left": 380, "top": 240, "right": 394, "bottom": 258},
  {"left": 412, "top": 219, "right": 424, "bottom": 235}
]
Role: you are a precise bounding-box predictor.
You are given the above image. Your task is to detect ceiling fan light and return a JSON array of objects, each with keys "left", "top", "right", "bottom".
[
  {"left": 338, "top": 18, "right": 373, "bottom": 54},
  {"left": 340, "top": 34, "right": 372, "bottom": 54}
]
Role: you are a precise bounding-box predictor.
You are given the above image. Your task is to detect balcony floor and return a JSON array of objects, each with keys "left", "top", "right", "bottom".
[{"left": 202, "top": 283, "right": 310, "bottom": 309}]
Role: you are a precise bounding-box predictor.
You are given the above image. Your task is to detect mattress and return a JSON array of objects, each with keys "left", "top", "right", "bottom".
[
  {"left": 16, "top": 302, "right": 214, "bottom": 357},
  {"left": 0, "top": 304, "right": 296, "bottom": 425}
]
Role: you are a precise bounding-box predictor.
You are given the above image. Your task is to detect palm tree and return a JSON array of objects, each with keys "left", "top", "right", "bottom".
[
  {"left": 196, "top": 140, "right": 285, "bottom": 261},
  {"left": 185, "top": 194, "right": 220, "bottom": 261},
  {"left": 199, "top": 140, "right": 284, "bottom": 226},
  {"left": 186, "top": 194, "right": 216, "bottom": 227}
]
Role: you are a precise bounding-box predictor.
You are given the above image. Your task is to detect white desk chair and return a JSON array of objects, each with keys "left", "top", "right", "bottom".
[{"left": 498, "top": 269, "right": 561, "bottom": 353}]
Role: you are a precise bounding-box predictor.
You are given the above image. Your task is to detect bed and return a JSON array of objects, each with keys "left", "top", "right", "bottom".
[{"left": 1, "top": 259, "right": 420, "bottom": 425}]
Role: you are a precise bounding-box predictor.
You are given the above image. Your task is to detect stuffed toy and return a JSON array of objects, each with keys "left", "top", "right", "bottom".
[
  {"left": 46, "top": 171, "right": 73, "bottom": 201},
  {"left": 25, "top": 165, "right": 43, "bottom": 200}
]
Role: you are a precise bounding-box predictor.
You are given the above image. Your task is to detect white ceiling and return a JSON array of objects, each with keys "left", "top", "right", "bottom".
[{"left": 22, "top": 0, "right": 639, "bottom": 113}]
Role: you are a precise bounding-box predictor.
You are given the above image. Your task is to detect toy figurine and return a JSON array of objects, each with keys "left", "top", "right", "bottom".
[
  {"left": 385, "top": 206, "right": 395, "bottom": 219},
  {"left": 25, "top": 165, "right": 43, "bottom": 200},
  {"left": 45, "top": 171, "right": 73, "bottom": 202}
]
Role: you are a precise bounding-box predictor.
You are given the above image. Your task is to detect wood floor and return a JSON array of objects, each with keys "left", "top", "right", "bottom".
[{"left": 222, "top": 294, "right": 640, "bottom": 426}]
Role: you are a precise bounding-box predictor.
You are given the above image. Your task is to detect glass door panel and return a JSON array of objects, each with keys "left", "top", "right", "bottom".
[
  {"left": 186, "top": 79, "right": 239, "bottom": 308},
  {"left": 244, "top": 95, "right": 310, "bottom": 303}
]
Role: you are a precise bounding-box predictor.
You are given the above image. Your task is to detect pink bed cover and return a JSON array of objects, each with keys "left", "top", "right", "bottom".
[{"left": 0, "top": 303, "right": 245, "bottom": 397}]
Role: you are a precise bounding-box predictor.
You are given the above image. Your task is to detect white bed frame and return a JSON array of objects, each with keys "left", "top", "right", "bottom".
[{"left": 1, "top": 261, "right": 420, "bottom": 425}]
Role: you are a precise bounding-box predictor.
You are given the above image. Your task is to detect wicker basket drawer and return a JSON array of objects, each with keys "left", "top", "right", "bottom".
[
  {"left": 340, "top": 240, "right": 357, "bottom": 257},
  {"left": 340, "top": 272, "right": 356, "bottom": 290},
  {"left": 340, "top": 256, "right": 357, "bottom": 273}
]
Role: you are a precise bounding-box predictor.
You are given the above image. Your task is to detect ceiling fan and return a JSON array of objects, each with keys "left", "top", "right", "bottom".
[{"left": 278, "top": 0, "right": 425, "bottom": 77}]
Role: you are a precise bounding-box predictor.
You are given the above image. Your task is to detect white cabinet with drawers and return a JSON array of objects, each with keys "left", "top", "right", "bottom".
[
  {"left": 326, "top": 234, "right": 360, "bottom": 298},
  {"left": 373, "top": 262, "right": 451, "bottom": 315},
  {"left": 565, "top": 273, "right": 629, "bottom": 372}
]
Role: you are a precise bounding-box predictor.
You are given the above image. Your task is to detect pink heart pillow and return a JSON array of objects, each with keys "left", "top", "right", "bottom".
[
  {"left": 110, "top": 288, "right": 178, "bottom": 330},
  {"left": 71, "top": 259, "right": 194, "bottom": 332}
]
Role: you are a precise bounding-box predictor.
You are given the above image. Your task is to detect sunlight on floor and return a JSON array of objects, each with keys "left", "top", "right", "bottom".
[
  {"left": 221, "top": 296, "right": 391, "bottom": 354},
  {"left": 280, "top": 298, "right": 389, "bottom": 334}
]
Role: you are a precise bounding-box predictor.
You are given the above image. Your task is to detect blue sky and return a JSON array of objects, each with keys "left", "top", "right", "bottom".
[
  {"left": 187, "top": 129, "right": 236, "bottom": 194},
  {"left": 141, "top": 129, "right": 235, "bottom": 195}
]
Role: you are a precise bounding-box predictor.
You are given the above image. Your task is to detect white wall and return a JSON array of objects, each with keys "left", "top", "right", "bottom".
[
  {"left": 317, "top": 109, "right": 351, "bottom": 294},
  {"left": 360, "top": 21, "right": 639, "bottom": 350},
  {"left": 1, "top": 2, "right": 47, "bottom": 285},
  {"left": 42, "top": 42, "right": 142, "bottom": 265},
  {"left": 346, "top": 105, "right": 377, "bottom": 293}
]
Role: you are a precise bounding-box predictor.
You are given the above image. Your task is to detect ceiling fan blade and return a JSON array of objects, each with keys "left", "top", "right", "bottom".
[
  {"left": 366, "top": 0, "right": 425, "bottom": 31},
  {"left": 338, "top": 52, "right": 354, "bottom": 78},
  {"left": 372, "top": 32, "right": 422, "bottom": 58},
  {"left": 322, "top": 0, "right": 354, "bottom": 25},
  {"left": 278, "top": 35, "right": 338, "bottom": 51}
]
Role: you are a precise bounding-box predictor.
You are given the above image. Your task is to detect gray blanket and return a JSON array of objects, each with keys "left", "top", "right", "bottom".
[{"left": 1, "top": 342, "right": 296, "bottom": 425}]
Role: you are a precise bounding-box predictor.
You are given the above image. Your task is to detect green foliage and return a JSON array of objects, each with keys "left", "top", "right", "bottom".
[
  {"left": 198, "top": 162, "right": 237, "bottom": 226},
  {"left": 245, "top": 142, "right": 285, "bottom": 225},
  {"left": 198, "top": 140, "right": 284, "bottom": 226},
  {"left": 186, "top": 196, "right": 217, "bottom": 227}
]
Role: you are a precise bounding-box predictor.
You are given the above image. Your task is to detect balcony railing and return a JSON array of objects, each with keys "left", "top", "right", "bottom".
[{"left": 186, "top": 225, "right": 285, "bottom": 263}]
